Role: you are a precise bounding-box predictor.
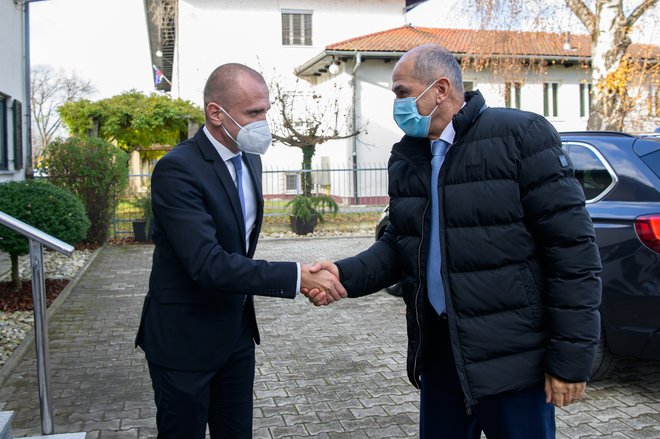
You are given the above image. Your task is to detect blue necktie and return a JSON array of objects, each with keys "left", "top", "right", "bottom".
[
  {"left": 427, "top": 139, "right": 449, "bottom": 316},
  {"left": 230, "top": 155, "right": 246, "bottom": 220}
]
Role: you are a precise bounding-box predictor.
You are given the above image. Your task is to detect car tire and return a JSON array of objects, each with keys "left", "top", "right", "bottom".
[
  {"left": 590, "top": 327, "right": 615, "bottom": 381},
  {"left": 385, "top": 283, "right": 403, "bottom": 297}
]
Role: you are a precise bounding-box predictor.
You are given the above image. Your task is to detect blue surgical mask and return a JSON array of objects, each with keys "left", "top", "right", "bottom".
[{"left": 393, "top": 80, "right": 438, "bottom": 138}]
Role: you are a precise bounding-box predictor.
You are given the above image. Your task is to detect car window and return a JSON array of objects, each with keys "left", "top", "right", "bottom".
[
  {"left": 639, "top": 150, "right": 660, "bottom": 179},
  {"left": 563, "top": 142, "right": 615, "bottom": 202}
]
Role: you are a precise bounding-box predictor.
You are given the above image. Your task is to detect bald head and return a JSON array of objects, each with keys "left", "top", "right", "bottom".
[
  {"left": 203, "top": 63, "right": 266, "bottom": 109},
  {"left": 401, "top": 44, "right": 464, "bottom": 98}
]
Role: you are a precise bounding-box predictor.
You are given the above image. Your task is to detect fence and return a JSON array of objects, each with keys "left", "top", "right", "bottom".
[{"left": 112, "top": 164, "right": 389, "bottom": 239}]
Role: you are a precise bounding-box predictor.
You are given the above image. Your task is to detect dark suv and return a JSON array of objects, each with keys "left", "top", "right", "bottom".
[{"left": 375, "top": 132, "right": 660, "bottom": 380}]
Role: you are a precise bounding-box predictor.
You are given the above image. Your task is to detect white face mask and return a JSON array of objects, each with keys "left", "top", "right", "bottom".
[{"left": 219, "top": 106, "right": 272, "bottom": 155}]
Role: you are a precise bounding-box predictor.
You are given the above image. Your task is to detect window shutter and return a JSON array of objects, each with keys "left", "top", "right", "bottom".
[
  {"left": 281, "top": 13, "right": 290, "bottom": 45},
  {"left": 13, "top": 100, "right": 23, "bottom": 170}
]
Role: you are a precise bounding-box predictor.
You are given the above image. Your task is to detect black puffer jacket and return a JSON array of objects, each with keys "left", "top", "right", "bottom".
[{"left": 337, "top": 90, "right": 602, "bottom": 406}]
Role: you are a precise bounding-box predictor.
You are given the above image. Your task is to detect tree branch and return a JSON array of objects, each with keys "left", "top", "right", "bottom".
[
  {"left": 564, "top": 0, "right": 596, "bottom": 34},
  {"left": 627, "top": 0, "right": 659, "bottom": 28}
]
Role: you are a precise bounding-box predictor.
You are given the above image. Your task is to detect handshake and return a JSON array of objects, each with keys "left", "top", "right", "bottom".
[{"left": 300, "top": 261, "right": 346, "bottom": 306}]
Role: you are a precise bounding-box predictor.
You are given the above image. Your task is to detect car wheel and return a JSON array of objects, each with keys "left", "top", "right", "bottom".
[
  {"left": 385, "top": 283, "right": 403, "bottom": 297},
  {"left": 590, "top": 327, "right": 615, "bottom": 381}
]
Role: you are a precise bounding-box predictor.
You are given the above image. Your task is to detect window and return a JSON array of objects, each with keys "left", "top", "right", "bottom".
[
  {"left": 580, "top": 83, "right": 592, "bottom": 118},
  {"left": 281, "top": 10, "right": 312, "bottom": 46},
  {"left": 543, "top": 82, "right": 559, "bottom": 117},
  {"left": 0, "top": 96, "right": 7, "bottom": 170},
  {"left": 13, "top": 100, "right": 23, "bottom": 170},
  {"left": 505, "top": 82, "right": 521, "bottom": 109},
  {"left": 285, "top": 173, "right": 299, "bottom": 193},
  {"left": 563, "top": 142, "right": 616, "bottom": 202},
  {"left": 640, "top": 150, "right": 660, "bottom": 179},
  {"left": 463, "top": 81, "right": 474, "bottom": 92}
]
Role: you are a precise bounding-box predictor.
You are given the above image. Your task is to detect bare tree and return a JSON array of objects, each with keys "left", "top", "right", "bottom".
[
  {"left": 31, "top": 65, "right": 95, "bottom": 162},
  {"left": 469, "top": 0, "right": 659, "bottom": 131},
  {"left": 269, "top": 78, "right": 360, "bottom": 197}
]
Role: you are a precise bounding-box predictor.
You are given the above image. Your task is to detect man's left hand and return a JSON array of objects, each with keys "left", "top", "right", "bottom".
[{"left": 544, "top": 373, "right": 586, "bottom": 408}]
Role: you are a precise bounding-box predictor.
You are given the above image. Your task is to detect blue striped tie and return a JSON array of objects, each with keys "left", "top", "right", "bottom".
[
  {"left": 427, "top": 139, "right": 449, "bottom": 316},
  {"left": 230, "top": 155, "right": 246, "bottom": 220}
]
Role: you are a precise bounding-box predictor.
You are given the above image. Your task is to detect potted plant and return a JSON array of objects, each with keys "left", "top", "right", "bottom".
[
  {"left": 132, "top": 192, "right": 152, "bottom": 242},
  {"left": 287, "top": 194, "right": 338, "bottom": 235}
]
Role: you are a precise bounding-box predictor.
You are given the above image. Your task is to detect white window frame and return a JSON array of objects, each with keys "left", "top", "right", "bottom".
[
  {"left": 543, "top": 82, "right": 560, "bottom": 118},
  {"left": 579, "top": 83, "right": 592, "bottom": 119},
  {"left": 505, "top": 82, "right": 521, "bottom": 109},
  {"left": 285, "top": 172, "right": 300, "bottom": 194},
  {"left": 281, "top": 9, "right": 313, "bottom": 47}
]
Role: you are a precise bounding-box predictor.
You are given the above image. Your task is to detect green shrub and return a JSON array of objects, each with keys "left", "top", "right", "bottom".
[
  {"left": 44, "top": 136, "right": 128, "bottom": 244},
  {"left": 0, "top": 180, "right": 90, "bottom": 290}
]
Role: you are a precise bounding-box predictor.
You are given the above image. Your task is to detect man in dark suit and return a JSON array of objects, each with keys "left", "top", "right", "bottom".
[{"left": 136, "top": 63, "right": 345, "bottom": 439}]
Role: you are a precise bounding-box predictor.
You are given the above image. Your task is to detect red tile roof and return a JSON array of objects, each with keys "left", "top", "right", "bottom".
[{"left": 326, "top": 26, "right": 659, "bottom": 60}]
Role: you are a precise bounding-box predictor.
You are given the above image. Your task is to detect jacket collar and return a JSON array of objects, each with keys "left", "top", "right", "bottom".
[{"left": 452, "top": 90, "right": 486, "bottom": 143}]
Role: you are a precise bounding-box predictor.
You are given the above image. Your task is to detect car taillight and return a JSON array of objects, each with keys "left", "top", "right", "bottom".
[{"left": 634, "top": 214, "right": 660, "bottom": 253}]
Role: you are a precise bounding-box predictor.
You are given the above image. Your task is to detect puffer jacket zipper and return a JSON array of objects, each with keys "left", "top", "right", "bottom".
[
  {"left": 439, "top": 145, "right": 476, "bottom": 407},
  {"left": 412, "top": 201, "right": 429, "bottom": 388}
]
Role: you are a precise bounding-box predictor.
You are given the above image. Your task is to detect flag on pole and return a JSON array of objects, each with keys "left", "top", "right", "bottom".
[{"left": 152, "top": 64, "right": 171, "bottom": 86}]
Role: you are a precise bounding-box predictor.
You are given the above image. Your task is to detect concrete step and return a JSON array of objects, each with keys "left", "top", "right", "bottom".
[{"left": 0, "top": 412, "right": 13, "bottom": 439}]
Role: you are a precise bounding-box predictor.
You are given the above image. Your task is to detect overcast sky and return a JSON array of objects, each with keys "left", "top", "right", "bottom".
[{"left": 28, "top": 0, "right": 658, "bottom": 100}]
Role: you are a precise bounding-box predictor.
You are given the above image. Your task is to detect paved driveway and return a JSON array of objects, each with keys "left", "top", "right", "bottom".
[{"left": 0, "top": 237, "right": 658, "bottom": 438}]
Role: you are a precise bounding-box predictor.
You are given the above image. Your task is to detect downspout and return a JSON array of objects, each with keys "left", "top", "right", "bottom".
[
  {"left": 352, "top": 52, "right": 362, "bottom": 205},
  {"left": 19, "top": 0, "right": 48, "bottom": 178},
  {"left": 22, "top": 1, "right": 33, "bottom": 177}
]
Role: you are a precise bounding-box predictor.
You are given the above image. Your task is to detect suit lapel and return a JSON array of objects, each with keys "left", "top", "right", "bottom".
[{"left": 194, "top": 129, "right": 247, "bottom": 254}]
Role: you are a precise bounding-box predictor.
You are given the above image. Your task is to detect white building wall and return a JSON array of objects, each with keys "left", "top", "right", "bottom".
[
  {"left": 345, "top": 58, "right": 596, "bottom": 201},
  {"left": 0, "top": 0, "right": 28, "bottom": 182},
  {"left": 175, "top": 0, "right": 406, "bottom": 171}
]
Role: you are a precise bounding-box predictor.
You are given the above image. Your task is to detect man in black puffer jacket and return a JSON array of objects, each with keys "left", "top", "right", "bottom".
[{"left": 308, "top": 44, "right": 602, "bottom": 438}]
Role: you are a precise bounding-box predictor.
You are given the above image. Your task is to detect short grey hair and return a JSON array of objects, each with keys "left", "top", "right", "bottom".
[{"left": 411, "top": 44, "right": 464, "bottom": 96}]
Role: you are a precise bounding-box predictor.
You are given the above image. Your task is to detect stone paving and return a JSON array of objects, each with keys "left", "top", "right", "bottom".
[{"left": 0, "top": 238, "right": 658, "bottom": 438}]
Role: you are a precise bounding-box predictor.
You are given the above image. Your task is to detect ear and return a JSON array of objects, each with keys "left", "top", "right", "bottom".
[
  {"left": 206, "top": 102, "right": 225, "bottom": 127},
  {"left": 434, "top": 77, "right": 451, "bottom": 105}
]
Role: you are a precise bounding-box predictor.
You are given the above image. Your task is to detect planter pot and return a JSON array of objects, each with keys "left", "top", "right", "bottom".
[
  {"left": 289, "top": 214, "right": 318, "bottom": 235},
  {"left": 132, "top": 220, "right": 148, "bottom": 241}
]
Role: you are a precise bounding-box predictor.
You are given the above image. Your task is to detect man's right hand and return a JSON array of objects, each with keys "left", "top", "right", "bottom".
[{"left": 300, "top": 262, "right": 346, "bottom": 306}]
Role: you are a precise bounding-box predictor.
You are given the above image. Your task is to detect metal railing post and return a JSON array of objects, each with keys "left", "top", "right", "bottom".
[
  {"left": 0, "top": 211, "right": 74, "bottom": 435},
  {"left": 29, "top": 239, "right": 54, "bottom": 435}
]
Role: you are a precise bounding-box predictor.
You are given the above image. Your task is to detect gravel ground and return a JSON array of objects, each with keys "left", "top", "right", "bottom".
[{"left": 0, "top": 249, "right": 93, "bottom": 368}]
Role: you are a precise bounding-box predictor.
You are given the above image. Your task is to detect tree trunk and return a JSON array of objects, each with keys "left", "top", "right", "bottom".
[
  {"left": 300, "top": 145, "right": 316, "bottom": 197},
  {"left": 587, "top": 0, "right": 631, "bottom": 131},
  {"left": 10, "top": 253, "right": 21, "bottom": 291}
]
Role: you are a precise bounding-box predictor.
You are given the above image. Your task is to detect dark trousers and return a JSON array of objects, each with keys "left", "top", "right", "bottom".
[
  {"left": 147, "top": 312, "right": 255, "bottom": 439},
  {"left": 420, "top": 312, "right": 556, "bottom": 439}
]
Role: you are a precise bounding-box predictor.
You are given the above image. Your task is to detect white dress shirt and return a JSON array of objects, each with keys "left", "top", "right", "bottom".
[{"left": 203, "top": 126, "right": 256, "bottom": 251}]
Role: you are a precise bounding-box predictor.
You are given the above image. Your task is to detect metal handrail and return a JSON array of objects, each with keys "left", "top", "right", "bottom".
[
  {"left": 0, "top": 210, "right": 75, "bottom": 435},
  {"left": 0, "top": 211, "right": 74, "bottom": 256}
]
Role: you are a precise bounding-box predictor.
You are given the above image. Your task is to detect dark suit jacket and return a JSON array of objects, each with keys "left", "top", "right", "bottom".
[{"left": 136, "top": 127, "right": 298, "bottom": 371}]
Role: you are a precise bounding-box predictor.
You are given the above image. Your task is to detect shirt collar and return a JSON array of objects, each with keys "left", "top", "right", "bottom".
[{"left": 203, "top": 125, "right": 241, "bottom": 162}]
